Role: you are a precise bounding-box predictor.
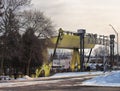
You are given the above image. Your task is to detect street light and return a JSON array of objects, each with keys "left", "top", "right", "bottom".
[{"left": 109, "top": 24, "right": 119, "bottom": 66}]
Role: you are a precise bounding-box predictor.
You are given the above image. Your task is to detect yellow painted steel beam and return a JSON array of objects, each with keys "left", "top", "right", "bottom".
[
  {"left": 70, "top": 49, "right": 80, "bottom": 71},
  {"left": 49, "top": 34, "right": 95, "bottom": 49}
]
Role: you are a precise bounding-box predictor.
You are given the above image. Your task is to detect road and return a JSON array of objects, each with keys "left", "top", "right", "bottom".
[{"left": 0, "top": 75, "right": 120, "bottom": 91}]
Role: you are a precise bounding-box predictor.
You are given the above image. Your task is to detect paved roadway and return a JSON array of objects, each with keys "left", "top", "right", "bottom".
[{"left": 0, "top": 75, "right": 120, "bottom": 91}]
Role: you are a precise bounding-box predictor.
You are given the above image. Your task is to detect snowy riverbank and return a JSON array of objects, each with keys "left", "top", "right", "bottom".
[{"left": 82, "top": 71, "right": 120, "bottom": 87}]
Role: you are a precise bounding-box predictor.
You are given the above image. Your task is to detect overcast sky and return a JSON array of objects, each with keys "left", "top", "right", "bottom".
[{"left": 31, "top": 0, "right": 120, "bottom": 36}]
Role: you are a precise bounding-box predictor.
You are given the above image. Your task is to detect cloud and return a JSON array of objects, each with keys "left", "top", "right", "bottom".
[
  {"left": 31, "top": 0, "right": 66, "bottom": 13},
  {"left": 31, "top": 0, "right": 120, "bottom": 35}
]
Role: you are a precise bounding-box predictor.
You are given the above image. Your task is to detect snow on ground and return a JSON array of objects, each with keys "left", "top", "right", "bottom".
[
  {"left": 0, "top": 71, "right": 103, "bottom": 88},
  {"left": 0, "top": 79, "right": 61, "bottom": 88},
  {"left": 82, "top": 71, "right": 120, "bottom": 87},
  {"left": 1, "top": 71, "right": 120, "bottom": 88},
  {"left": 50, "top": 71, "right": 103, "bottom": 78},
  {"left": 16, "top": 75, "right": 33, "bottom": 80}
]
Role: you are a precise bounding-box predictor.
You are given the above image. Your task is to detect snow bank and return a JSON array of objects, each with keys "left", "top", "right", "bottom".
[
  {"left": 82, "top": 71, "right": 120, "bottom": 87},
  {"left": 51, "top": 71, "right": 103, "bottom": 78},
  {"left": 17, "top": 75, "right": 33, "bottom": 80},
  {"left": 23, "top": 75, "right": 33, "bottom": 80}
]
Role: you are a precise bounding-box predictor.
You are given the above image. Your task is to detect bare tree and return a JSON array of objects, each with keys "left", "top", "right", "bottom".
[
  {"left": 22, "top": 27, "right": 44, "bottom": 75},
  {"left": 21, "top": 10, "right": 55, "bottom": 38},
  {"left": 0, "top": 0, "right": 4, "bottom": 16},
  {"left": 0, "top": 0, "right": 31, "bottom": 33},
  {"left": 0, "top": 0, "right": 55, "bottom": 76},
  {"left": 0, "top": 0, "right": 31, "bottom": 75},
  {"left": 93, "top": 46, "right": 109, "bottom": 57},
  {"left": 20, "top": 10, "right": 55, "bottom": 75}
]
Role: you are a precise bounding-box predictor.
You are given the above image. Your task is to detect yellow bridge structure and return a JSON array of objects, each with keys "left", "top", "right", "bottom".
[{"left": 36, "top": 28, "right": 109, "bottom": 77}]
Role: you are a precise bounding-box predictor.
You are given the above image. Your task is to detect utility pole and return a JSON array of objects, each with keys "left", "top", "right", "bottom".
[{"left": 109, "top": 24, "right": 119, "bottom": 66}]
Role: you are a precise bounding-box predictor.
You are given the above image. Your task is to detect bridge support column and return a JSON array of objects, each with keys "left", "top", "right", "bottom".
[
  {"left": 110, "top": 34, "right": 115, "bottom": 70},
  {"left": 77, "top": 29, "right": 86, "bottom": 72}
]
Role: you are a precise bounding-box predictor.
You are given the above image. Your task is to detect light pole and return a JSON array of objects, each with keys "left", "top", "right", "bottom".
[{"left": 109, "top": 24, "right": 119, "bottom": 66}]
